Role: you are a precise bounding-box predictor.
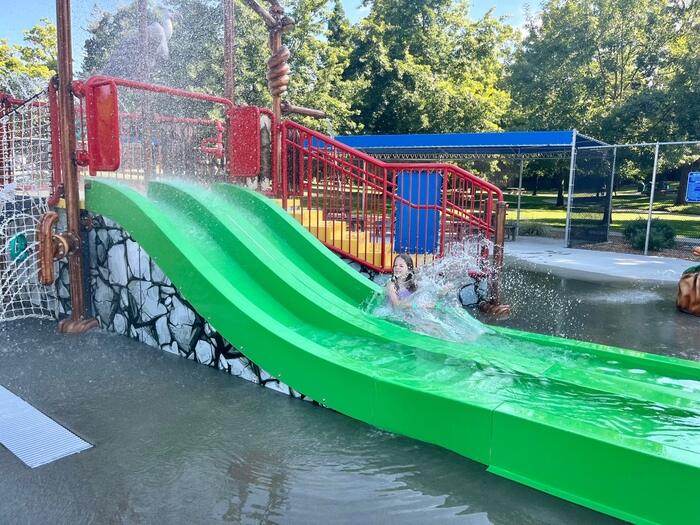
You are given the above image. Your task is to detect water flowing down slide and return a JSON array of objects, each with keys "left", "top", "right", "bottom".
[{"left": 85, "top": 179, "right": 700, "bottom": 525}]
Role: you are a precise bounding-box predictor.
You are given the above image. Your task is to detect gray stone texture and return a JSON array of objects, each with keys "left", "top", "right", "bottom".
[{"left": 84, "top": 213, "right": 310, "bottom": 401}]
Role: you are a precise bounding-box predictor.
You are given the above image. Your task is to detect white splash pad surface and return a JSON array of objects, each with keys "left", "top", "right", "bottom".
[
  {"left": 506, "top": 236, "right": 692, "bottom": 284},
  {"left": 0, "top": 385, "right": 92, "bottom": 468}
]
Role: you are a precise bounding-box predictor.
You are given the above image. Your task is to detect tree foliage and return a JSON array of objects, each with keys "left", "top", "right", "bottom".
[
  {"left": 508, "top": 0, "right": 699, "bottom": 189},
  {"left": 0, "top": 19, "right": 57, "bottom": 94},
  {"left": 7, "top": 0, "right": 696, "bottom": 186},
  {"left": 344, "top": 0, "right": 514, "bottom": 134},
  {"left": 509, "top": 0, "right": 699, "bottom": 143}
]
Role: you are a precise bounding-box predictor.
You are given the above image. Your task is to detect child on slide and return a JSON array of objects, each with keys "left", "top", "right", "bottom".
[{"left": 386, "top": 254, "right": 417, "bottom": 309}]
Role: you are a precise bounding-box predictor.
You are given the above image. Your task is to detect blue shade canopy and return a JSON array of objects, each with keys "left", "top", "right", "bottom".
[{"left": 335, "top": 130, "right": 607, "bottom": 156}]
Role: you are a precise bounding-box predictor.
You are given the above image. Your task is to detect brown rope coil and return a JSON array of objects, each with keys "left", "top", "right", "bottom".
[{"left": 266, "top": 45, "right": 291, "bottom": 97}]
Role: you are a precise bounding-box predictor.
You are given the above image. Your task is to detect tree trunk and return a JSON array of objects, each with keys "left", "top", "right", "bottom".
[
  {"left": 532, "top": 175, "right": 538, "bottom": 196},
  {"left": 556, "top": 175, "right": 565, "bottom": 207}
]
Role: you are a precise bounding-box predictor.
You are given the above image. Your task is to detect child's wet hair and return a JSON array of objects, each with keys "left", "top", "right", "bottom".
[{"left": 392, "top": 254, "right": 417, "bottom": 293}]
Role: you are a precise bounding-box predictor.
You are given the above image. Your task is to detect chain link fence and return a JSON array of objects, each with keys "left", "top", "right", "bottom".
[{"left": 567, "top": 140, "right": 700, "bottom": 259}]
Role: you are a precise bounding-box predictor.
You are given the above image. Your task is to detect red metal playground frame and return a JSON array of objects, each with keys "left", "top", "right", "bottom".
[
  {"left": 3, "top": 76, "right": 505, "bottom": 275},
  {"left": 280, "top": 120, "right": 505, "bottom": 272}
]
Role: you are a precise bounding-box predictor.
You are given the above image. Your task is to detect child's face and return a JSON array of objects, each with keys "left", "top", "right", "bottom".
[{"left": 393, "top": 258, "right": 409, "bottom": 280}]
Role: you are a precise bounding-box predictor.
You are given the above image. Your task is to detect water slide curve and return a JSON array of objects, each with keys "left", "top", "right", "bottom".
[{"left": 85, "top": 179, "right": 700, "bottom": 525}]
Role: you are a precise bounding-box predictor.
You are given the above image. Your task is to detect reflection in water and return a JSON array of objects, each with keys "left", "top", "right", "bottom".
[
  {"left": 1, "top": 319, "right": 623, "bottom": 524},
  {"left": 224, "top": 449, "right": 289, "bottom": 523}
]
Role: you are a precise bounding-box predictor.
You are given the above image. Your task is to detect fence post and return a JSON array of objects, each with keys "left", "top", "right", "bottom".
[
  {"left": 564, "top": 129, "right": 578, "bottom": 248},
  {"left": 604, "top": 146, "right": 617, "bottom": 239},
  {"left": 491, "top": 201, "right": 507, "bottom": 304},
  {"left": 644, "top": 142, "right": 660, "bottom": 255},
  {"left": 516, "top": 156, "right": 524, "bottom": 237}
]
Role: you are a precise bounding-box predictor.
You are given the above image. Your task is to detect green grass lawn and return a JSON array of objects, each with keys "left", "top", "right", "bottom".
[{"left": 505, "top": 188, "right": 700, "bottom": 238}]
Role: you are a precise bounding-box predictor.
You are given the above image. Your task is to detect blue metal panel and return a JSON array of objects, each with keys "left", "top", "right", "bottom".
[
  {"left": 394, "top": 171, "right": 442, "bottom": 254},
  {"left": 686, "top": 172, "right": 700, "bottom": 203}
]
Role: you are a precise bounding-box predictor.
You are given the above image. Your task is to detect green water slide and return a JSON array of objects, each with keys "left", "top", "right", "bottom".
[{"left": 85, "top": 179, "right": 700, "bottom": 525}]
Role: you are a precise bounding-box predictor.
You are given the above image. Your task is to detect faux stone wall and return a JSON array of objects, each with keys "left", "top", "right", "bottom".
[
  {"left": 341, "top": 256, "right": 389, "bottom": 287},
  {"left": 55, "top": 212, "right": 484, "bottom": 399},
  {"left": 80, "top": 214, "right": 309, "bottom": 400}
]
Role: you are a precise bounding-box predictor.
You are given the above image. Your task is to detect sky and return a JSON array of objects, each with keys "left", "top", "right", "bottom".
[{"left": 0, "top": 0, "right": 528, "bottom": 65}]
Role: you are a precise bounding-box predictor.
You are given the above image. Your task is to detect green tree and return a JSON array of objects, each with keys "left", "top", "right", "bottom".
[
  {"left": 0, "top": 19, "right": 57, "bottom": 94},
  {"left": 508, "top": 0, "right": 699, "bottom": 202},
  {"left": 344, "top": 0, "right": 514, "bottom": 134},
  {"left": 508, "top": 0, "right": 680, "bottom": 138},
  {"left": 80, "top": 0, "right": 361, "bottom": 132},
  {"left": 282, "top": 0, "right": 366, "bottom": 132}
]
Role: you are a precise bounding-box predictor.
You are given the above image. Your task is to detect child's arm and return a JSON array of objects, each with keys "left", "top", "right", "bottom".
[
  {"left": 386, "top": 282, "right": 413, "bottom": 309},
  {"left": 386, "top": 281, "right": 400, "bottom": 306}
]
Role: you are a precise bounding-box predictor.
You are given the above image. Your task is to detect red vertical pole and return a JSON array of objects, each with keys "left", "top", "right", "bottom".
[
  {"left": 280, "top": 122, "right": 287, "bottom": 208},
  {"left": 388, "top": 169, "right": 396, "bottom": 270},
  {"left": 440, "top": 170, "right": 447, "bottom": 258}
]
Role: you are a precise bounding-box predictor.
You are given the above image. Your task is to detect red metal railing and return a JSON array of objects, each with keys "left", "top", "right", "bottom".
[
  {"left": 32, "top": 76, "right": 504, "bottom": 275},
  {"left": 71, "top": 76, "right": 236, "bottom": 186},
  {"left": 280, "top": 121, "right": 504, "bottom": 272}
]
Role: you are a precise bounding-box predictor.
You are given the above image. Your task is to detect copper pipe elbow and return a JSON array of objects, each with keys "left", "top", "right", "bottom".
[{"left": 38, "top": 212, "right": 60, "bottom": 285}]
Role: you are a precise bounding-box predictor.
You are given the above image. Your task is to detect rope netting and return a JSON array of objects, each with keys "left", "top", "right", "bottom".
[{"left": 0, "top": 90, "right": 59, "bottom": 322}]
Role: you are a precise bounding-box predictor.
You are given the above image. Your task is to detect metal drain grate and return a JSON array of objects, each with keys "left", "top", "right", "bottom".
[{"left": 0, "top": 385, "right": 92, "bottom": 468}]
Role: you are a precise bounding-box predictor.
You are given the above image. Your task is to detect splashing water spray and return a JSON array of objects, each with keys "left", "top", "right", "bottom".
[{"left": 368, "top": 238, "right": 499, "bottom": 343}]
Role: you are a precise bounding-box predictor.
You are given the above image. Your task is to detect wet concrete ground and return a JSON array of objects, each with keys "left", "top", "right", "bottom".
[{"left": 0, "top": 318, "right": 622, "bottom": 524}]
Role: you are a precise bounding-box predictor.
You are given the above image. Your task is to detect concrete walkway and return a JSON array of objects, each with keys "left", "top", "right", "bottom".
[{"left": 505, "top": 237, "right": 696, "bottom": 285}]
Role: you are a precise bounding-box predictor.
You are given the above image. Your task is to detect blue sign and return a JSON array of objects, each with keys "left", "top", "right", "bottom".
[{"left": 686, "top": 172, "right": 700, "bottom": 203}]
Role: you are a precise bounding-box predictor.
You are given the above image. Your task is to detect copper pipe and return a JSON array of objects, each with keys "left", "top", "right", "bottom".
[
  {"left": 281, "top": 101, "right": 326, "bottom": 119},
  {"left": 56, "top": 0, "right": 93, "bottom": 331},
  {"left": 138, "top": 0, "right": 154, "bottom": 183},
  {"left": 47, "top": 77, "right": 63, "bottom": 206},
  {"left": 242, "top": 0, "right": 296, "bottom": 195},
  {"left": 0, "top": 104, "right": 8, "bottom": 303},
  {"left": 270, "top": 29, "right": 284, "bottom": 199},
  {"left": 38, "top": 212, "right": 60, "bottom": 285},
  {"left": 241, "top": 0, "right": 277, "bottom": 27},
  {"left": 138, "top": 0, "right": 148, "bottom": 80},
  {"left": 266, "top": 46, "right": 290, "bottom": 96},
  {"left": 38, "top": 211, "right": 79, "bottom": 286},
  {"left": 58, "top": 318, "right": 99, "bottom": 332}
]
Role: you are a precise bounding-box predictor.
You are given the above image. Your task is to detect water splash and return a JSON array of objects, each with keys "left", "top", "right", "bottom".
[
  {"left": 2, "top": 72, "right": 47, "bottom": 100},
  {"left": 369, "top": 239, "right": 493, "bottom": 342},
  {"left": 498, "top": 266, "right": 588, "bottom": 338}
]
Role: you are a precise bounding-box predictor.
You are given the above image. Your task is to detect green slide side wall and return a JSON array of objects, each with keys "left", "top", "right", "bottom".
[{"left": 86, "top": 180, "right": 700, "bottom": 525}]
